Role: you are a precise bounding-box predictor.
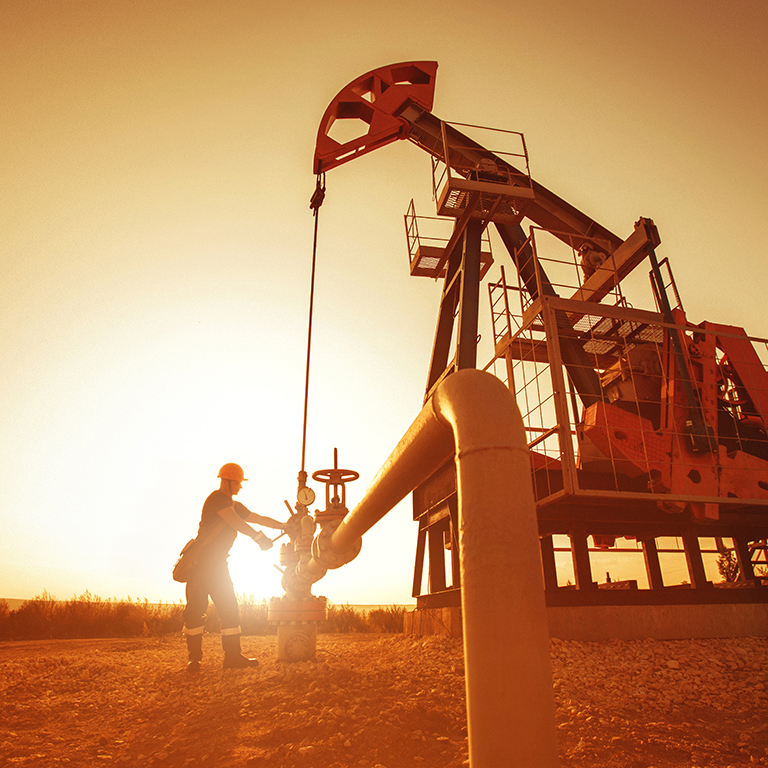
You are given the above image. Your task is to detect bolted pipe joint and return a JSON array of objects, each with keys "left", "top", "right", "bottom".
[
  {"left": 279, "top": 543, "right": 299, "bottom": 567},
  {"left": 296, "top": 556, "right": 327, "bottom": 582},
  {"left": 311, "top": 519, "right": 362, "bottom": 570},
  {"left": 281, "top": 561, "right": 325, "bottom": 600}
]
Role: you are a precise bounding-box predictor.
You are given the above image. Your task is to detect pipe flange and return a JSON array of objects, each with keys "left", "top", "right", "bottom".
[
  {"left": 281, "top": 565, "right": 319, "bottom": 598},
  {"left": 296, "top": 556, "right": 327, "bottom": 582},
  {"left": 311, "top": 519, "right": 362, "bottom": 570}
]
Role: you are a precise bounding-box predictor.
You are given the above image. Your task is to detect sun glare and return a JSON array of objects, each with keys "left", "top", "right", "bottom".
[{"left": 226, "top": 539, "right": 285, "bottom": 604}]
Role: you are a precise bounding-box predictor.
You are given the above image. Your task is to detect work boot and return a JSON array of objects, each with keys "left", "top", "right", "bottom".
[
  {"left": 186, "top": 660, "right": 201, "bottom": 675},
  {"left": 185, "top": 630, "right": 203, "bottom": 674},
  {"left": 221, "top": 633, "right": 260, "bottom": 669}
]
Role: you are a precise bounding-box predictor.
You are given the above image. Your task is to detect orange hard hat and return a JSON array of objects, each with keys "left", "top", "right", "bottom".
[{"left": 218, "top": 463, "right": 247, "bottom": 482}]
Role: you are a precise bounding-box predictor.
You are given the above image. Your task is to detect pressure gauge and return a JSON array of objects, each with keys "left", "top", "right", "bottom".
[{"left": 297, "top": 486, "right": 316, "bottom": 506}]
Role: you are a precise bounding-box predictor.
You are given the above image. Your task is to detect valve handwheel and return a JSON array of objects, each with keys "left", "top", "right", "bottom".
[
  {"left": 312, "top": 447, "right": 359, "bottom": 485},
  {"left": 311, "top": 467, "right": 359, "bottom": 484},
  {"left": 311, "top": 448, "right": 358, "bottom": 517}
]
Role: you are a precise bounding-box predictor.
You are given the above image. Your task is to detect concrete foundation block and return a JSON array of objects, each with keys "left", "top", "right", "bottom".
[
  {"left": 276, "top": 623, "right": 317, "bottom": 661},
  {"left": 405, "top": 603, "right": 768, "bottom": 641},
  {"left": 404, "top": 606, "right": 462, "bottom": 638},
  {"left": 547, "top": 602, "right": 768, "bottom": 640}
]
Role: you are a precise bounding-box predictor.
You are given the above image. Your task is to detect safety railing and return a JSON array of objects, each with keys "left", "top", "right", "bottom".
[
  {"left": 404, "top": 199, "right": 493, "bottom": 279},
  {"left": 484, "top": 225, "right": 768, "bottom": 515},
  {"left": 430, "top": 121, "right": 534, "bottom": 225}
]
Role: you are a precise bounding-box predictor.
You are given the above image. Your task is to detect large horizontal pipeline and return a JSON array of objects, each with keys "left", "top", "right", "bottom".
[{"left": 309, "top": 369, "right": 559, "bottom": 767}]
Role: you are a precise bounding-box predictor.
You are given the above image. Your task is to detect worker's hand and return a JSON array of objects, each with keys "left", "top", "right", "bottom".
[{"left": 252, "top": 531, "right": 273, "bottom": 551}]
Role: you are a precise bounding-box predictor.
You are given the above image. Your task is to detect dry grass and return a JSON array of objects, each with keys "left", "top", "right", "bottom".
[{"left": 0, "top": 594, "right": 406, "bottom": 640}]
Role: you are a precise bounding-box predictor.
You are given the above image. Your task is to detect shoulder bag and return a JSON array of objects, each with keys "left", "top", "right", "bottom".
[{"left": 172, "top": 520, "right": 226, "bottom": 583}]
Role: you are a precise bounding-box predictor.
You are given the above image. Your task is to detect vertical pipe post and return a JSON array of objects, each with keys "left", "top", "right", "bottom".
[
  {"left": 435, "top": 372, "right": 559, "bottom": 768},
  {"left": 318, "top": 370, "right": 559, "bottom": 767}
]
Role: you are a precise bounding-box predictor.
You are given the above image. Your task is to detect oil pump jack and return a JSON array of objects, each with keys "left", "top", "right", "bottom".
[{"left": 310, "top": 61, "right": 768, "bottom": 630}]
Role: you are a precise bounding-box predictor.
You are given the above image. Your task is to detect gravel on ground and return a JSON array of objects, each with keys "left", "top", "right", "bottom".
[{"left": 1, "top": 632, "right": 767, "bottom": 767}]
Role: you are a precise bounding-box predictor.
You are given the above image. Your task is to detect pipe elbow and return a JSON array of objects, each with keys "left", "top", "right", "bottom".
[
  {"left": 430, "top": 369, "right": 527, "bottom": 459},
  {"left": 312, "top": 519, "right": 362, "bottom": 570}
]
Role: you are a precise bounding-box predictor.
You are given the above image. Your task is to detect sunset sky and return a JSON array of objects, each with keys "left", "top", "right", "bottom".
[{"left": 2, "top": 0, "right": 767, "bottom": 606}]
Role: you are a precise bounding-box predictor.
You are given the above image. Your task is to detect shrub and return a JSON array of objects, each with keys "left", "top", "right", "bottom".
[
  {"left": 4, "top": 591, "right": 59, "bottom": 639},
  {"left": 322, "top": 604, "right": 405, "bottom": 634},
  {"left": 0, "top": 592, "right": 185, "bottom": 640},
  {"left": 323, "top": 603, "right": 368, "bottom": 633},
  {"left": 717, "top": 550, "right": 740, "bottom": 582},
  {"left": 367, "top": 605, "right": 406, "bottom": 633},
  {"left": 145, "top": 602, "right": 184, "bottom": 635}
]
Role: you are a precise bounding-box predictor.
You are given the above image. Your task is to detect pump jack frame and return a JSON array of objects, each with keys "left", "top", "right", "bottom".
[{"left": 313, "top": 61, "right": 768, "bottom": 627}]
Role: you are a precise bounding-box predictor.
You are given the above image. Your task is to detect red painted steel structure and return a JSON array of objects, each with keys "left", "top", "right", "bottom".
[
  {"left": 314, "top": 62, "right": 438, "bottom": 174},
  {"left": 314, "top": 62, "right": 768, "bottom": 609}
]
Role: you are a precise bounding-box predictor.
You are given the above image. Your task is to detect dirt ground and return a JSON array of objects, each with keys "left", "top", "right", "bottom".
[{"left": 1, "top": 632, "right": 767, "bottom": 767}]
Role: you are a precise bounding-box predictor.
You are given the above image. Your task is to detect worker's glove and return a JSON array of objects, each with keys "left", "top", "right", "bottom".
[{"left": 252, "top": 531, "right": 273, "bottom": 551}]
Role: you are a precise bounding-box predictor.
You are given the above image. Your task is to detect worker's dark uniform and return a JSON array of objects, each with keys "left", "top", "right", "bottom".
[{"left": 182, "top": 490, "right": 250, "bottom": 662}]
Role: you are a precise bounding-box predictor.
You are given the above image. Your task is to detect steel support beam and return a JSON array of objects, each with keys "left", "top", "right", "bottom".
[
  {"left": 495, "top": 221, "right": 603, "bottom": 406},
  {"left": 682, "top": 531, "right": 711, "bottom": 589},
  {"left": 456, "top": 218, "right": 483, "bottom": 371},
  {"left": 539, "top": 535, "right": 559, "bottom": 591},
  {"left": 424, "top": 212, "right": 483, "bottom": 400},
  {"left": 733, "top": 533, "right": 760, "bottom": 584},
  {"left": 642, "top": 538, "right": 665, "bottom": 589},
  {"left": 570, "top": 523, "right": 596, "bottom": 590}
]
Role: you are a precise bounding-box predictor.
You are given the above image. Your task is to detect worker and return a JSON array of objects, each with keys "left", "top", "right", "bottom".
[{"left": 182, "top": 462, "right": 287, "bottom": 674}]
